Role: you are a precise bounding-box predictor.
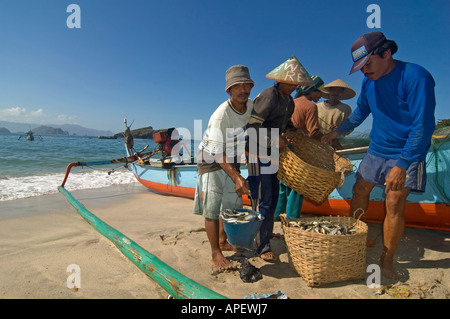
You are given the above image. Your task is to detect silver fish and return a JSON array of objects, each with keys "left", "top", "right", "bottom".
[
  {"left": 288, "top": 219, "right": 357, "bottom": 235},
  {"left": 220, "top": 209, "right": 260, "bottom": 224}
]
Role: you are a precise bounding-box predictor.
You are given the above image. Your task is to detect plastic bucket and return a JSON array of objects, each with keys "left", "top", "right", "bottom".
[{"left": 222, "top": 209, "right": 263, "bottom": 248}]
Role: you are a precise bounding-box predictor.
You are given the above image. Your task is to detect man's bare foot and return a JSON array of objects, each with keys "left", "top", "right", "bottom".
[
  {"left": 380, "top": 252, "right": 399, "bottom": 280},
  {"left": 211, "top": 252, "right": 237, "bottom": 272},
  {"left": 381, "top": 261, "right": 399, "bottom": 280},
  {"left": 260, "top": 251, "right": 277, "bottom": 262},
  {"left": 220, "top": 241, "right": 241, "bottom": 252}
]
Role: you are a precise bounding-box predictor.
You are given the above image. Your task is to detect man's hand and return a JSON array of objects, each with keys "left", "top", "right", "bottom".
[
  {"left": 274, "top": 134, "right": 288, "bottom": 153},
  {"left": 329, "top": 124, "right": 338, "bottom": 131},
  {"left": 384, "top": 166, "right": 407, "bottom": 194},
  {"left": 217, "top": 154, "right": 251, "bottom": 196},
  {"left": 321, "top": 131, "right": 339, "bottom": 145},
  {"left": 234, "top": 175, "right": 251, "bottom": 196}
]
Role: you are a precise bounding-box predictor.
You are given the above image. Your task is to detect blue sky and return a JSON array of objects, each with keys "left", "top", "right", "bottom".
[{"left": 0, "top": 0, "right": 448, "bottom": 135}]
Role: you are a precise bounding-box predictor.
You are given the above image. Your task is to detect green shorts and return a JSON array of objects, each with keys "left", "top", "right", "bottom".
[{"left": 193, "top": 169, "right": 242, "bottom": 220}]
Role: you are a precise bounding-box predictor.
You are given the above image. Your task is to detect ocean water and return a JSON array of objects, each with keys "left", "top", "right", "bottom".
[{"left": 0, "top": 133, "right": 156, "bottom": 201}]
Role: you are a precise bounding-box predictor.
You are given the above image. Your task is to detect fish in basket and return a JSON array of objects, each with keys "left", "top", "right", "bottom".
[{"left": 280, "top": 213, "right": 368, "bottom": 287}]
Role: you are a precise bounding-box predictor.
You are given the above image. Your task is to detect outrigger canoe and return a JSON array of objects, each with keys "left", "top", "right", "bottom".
[{"left": 125, "top": 133, "right": 450, "bottom": 232}]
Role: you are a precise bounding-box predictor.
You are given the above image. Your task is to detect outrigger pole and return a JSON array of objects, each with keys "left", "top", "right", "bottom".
[
  {"left": 58, "top": 158, "right": 227, "bottom": 299},
  {"left": 60, "top": 149, "right": 150, "bottom": 187}
]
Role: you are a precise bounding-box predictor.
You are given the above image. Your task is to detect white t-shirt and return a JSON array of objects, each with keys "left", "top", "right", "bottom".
[{"left": 198, "top": 99, "right": 253, "bottom": 170}]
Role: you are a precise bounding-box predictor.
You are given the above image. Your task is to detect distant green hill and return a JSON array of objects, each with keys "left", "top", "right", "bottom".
[
  {"left": 114, "top": 126, "right": 154, "bottom": 139},
  {"left": 33, "top": 125, "right": 68, "bottom": 135},
  {"left": 113, "top": 126, "right": 178, "bottom": 139},
  {"left": 0, "top": 121, "right": 114, "bottom": 136}
]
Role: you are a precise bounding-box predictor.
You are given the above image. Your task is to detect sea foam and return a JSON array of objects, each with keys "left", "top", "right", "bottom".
[{"left": 0, "top": 169, "right": 137, "bottom": 201}]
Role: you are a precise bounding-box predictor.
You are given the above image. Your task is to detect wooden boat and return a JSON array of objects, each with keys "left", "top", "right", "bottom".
[
  {"left": 124, "top": 132, "right": 449, "bottom": 232},
  {"left": 18, "top": 130, "right": 43, "bottom": 141},
  {"left": 26, "top": 130, "right": 34, "bottom": 141}
]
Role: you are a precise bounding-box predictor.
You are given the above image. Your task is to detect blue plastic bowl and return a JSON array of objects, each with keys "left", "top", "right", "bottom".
[{"left": 222, "top": 209, "right": 263, "bottom": 248}]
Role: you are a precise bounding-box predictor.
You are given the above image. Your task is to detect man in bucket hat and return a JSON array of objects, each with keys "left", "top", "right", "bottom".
[
  {"left": 246, "top": 56, "right": 313, "bottom": 262},
  {"left": 194, "top": 65, "right": 253, "bottom": 271},
  {"left": 322, "top": 32, "right": 436, "bottom": 280},
  {"left": 317, "top": 79, "right": 356, "bottom": 149}
]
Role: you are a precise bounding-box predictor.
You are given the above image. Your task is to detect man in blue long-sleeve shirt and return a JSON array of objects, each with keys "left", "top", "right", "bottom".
[{"left": 322, "top": 32, "right": 436, "bottom": 280}]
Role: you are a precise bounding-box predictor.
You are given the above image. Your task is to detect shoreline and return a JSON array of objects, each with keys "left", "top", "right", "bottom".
[{"left": 0, "top": 184, "right": 449, "bottom": 299}]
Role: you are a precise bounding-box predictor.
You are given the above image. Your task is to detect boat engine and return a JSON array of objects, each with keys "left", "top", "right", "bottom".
[{"left": 153, "top": 128, "right": 183, "bottom": 167}]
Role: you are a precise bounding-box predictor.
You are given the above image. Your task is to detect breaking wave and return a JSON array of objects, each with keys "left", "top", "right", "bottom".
[{"left": 0, "top": 169, "right": 137, "bottom": 201}]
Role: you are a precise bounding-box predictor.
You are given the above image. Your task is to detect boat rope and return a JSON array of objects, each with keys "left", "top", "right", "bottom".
[{"left": 58, "top": 186, "right": 227, "bottom": 299}]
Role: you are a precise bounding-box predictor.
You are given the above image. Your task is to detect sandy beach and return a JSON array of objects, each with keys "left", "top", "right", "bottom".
[{"left": 0, "top": 183, "right": 449, "bottom": 300}]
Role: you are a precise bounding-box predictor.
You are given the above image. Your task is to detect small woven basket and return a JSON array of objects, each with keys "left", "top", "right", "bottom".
[
  {"left": 280, "top": 214, "right": 367, "bottom": 287},
  {"left": 277, "top": 131, "right": 353, "bottom": 204}
]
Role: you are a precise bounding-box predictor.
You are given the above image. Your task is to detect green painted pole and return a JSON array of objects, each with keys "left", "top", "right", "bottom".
[{"left": 58, "top": 186, "right": 227, "bottom": 299}]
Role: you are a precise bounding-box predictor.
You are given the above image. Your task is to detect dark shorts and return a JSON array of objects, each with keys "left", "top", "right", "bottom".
[{"left": 356, "top": 152, "right": 426, "bottom": 192}]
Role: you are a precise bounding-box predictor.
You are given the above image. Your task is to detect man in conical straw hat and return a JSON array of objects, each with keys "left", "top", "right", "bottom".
[
  {"left": 274, "top": 75, "right": 328, "bottom": 223},
  {"left": 246, "top": 55, "right": 313, "bottom": 262},
  {"left": 316, "top": 79, "right": 356, "bottom": 149},
  {"left": 265, "top": 55, "right": 314, "bottom": 86}
]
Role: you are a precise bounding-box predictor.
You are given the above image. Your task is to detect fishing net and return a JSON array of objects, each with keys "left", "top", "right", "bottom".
[
  {"left": 339, "top": 132, "right": 371, "bottom": 149},
  {"left": 427, "top": 125, "right": 450, "bottom": 204},
  {"left": 336, "top": 125, "right": 449, "bottom": 204}
]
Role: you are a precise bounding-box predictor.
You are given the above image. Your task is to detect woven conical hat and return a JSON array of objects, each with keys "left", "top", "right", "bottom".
[
  {"left": 322, "top": 79, "right": 356, "bottom": 100},
  {"left": 266, "top": 55, "right": 314, "bottom": 86}
]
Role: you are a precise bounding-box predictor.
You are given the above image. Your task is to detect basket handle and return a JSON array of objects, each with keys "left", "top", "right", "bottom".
[
  {"left": 279, "top": 214, "right": 288, "bottom": 225},
  {"left": 351, "top": 208, "right": 365, "bottom": 221},
  {"left": 337, "top": 171, "right": 345, "bottom": 189}
]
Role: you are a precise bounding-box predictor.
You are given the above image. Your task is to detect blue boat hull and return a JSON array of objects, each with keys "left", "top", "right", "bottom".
[{"left": 127, "top": 139, "right": 450, "bottom": 231}]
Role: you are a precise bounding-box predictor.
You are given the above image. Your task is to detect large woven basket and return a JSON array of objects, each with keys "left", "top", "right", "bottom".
[
  {"left": 280, "top": 214, "right": 367, "bottom": 287},
  {"left": 277, "top": 131, "right": 353, "bottom": 204}
]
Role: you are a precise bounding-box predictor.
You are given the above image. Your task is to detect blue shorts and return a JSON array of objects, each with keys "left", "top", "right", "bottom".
[{"left": 356, "top": 152, "right": 426, "bottom": 192}]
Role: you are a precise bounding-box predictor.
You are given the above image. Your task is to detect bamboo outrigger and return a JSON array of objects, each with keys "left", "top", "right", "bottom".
[{"left": 59, "top": 154, "right": 227, "bottom": 299}]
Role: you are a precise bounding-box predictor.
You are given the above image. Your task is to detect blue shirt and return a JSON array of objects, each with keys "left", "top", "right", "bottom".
[{"left": 337, "top": 60, "right": 436, "bottom": 170}]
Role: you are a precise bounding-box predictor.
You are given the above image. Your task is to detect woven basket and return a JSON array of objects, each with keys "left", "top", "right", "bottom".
[
  {"left": 280, "top": 214, "right": 367, "bottom": 287},
  {"left": 277, "top": 131, "right": 353, "bottom": 204}
]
